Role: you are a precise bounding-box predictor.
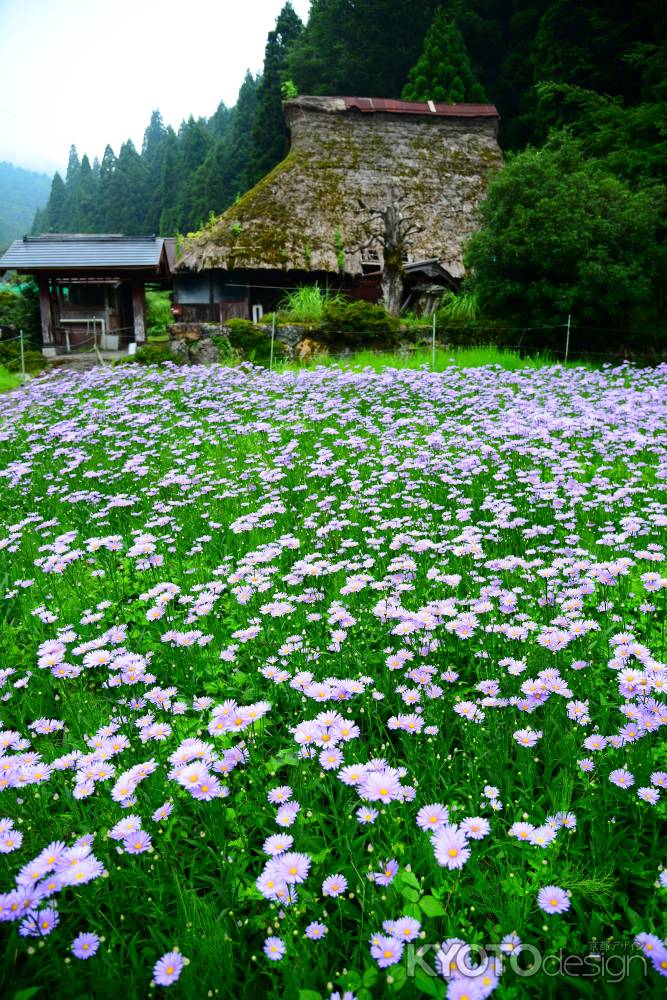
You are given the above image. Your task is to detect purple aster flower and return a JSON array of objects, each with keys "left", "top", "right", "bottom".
[
  {"left": 460, "top": 816, "right": 490, "bottom": 840},
  {"left": 370, "top": 934, "right": 404, "bottom": 968},
  {"left": 268, "top": 785, "right": 293, "bottom": 804},
  {"left": 152, "top": 800, "right": 173, "bottom": 822},
  {"left": 154, "top": 950, "right": 185, "bottom": 986},
  {"left": 356, "top": 806, "right": 378, "bottom": 825},
  {"left": 35, "top": 906, "right": 59, "bottom": 936},
  {"left": 369, "top": 859, "right": 398, "bottom": 885},
  {"left": 500, "top": 931, "right": 522, "bottom": 955},
  {"left": 72, "top": 931, "right": 100, "bottom": 959},
  {"left": 609, "top": 768, "right": 634, "bottom": 789},
  {"left": 322, "top": 874, "right": 348, "bottom": 897},
  {"left": 305, "top": 920, "right": 328, "bottom": 940},
  {"left": 123, "top": 830, "right": 152, "bottom": 854},
  {"left": 263, "top": 935, "right": 286, "bottom": 961},
  {"left": 432, "top": 825, "right": 471, "bottom": 870},
  {"left": 537, "top": 885, "right": 571, "bottom": 914},
  {"left": 275, "top": 801, "right": 300, "bottom": 827},
  {"left": 389, "top": 917, "right": 421, "bottom": 942},
  {"left": 277, "top": 851, "right": 311, "bottom": 884},
  {"left": 416, "top": 803, "right": 449, "bottom": 832},
  {"left": 263, "top": 834, "right": 294, "bottom": 856}
]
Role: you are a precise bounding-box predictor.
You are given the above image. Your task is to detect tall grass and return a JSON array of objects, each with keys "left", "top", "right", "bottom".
[
  {"left": 279, "top": 345, "right": 594, "bottom": 373},
  {"left": 277, "top": 284, "right": 346, "bottom": 324}
]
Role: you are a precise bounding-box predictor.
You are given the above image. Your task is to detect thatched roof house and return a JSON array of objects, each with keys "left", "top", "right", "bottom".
[{"left": 176, "top": 96, "right": 502, "bottom": 321}]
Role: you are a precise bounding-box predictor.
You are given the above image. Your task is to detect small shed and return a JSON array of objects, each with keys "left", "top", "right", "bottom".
[{"left": 0, "top": 234, "right": 174, "bottom": 353}]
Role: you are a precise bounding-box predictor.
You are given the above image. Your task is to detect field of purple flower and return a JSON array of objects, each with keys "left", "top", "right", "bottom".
[{"left": 0, "top": 360, "right": 666, "bottom": 999}]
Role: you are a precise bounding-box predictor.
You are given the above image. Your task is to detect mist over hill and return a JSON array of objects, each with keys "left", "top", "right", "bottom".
[{"left": 0, "top": 161, "right": 51, "bottom": 253}]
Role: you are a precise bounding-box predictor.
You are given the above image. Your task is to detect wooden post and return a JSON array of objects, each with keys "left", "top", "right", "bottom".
[
  {"left": 431, "top": 312, "right": 436, "bottom": 370},
  {"left": 37, "top": 276, "right": 54, "bottom": 346},
  {"left": 564, "top": 313, "right": 571, "bottom": 363},
  {"left": 132, "top": 280, "right": 147, "bottom": 345},
  {"left": 270, "top": 313, "right": 276, "bottom": 371}
]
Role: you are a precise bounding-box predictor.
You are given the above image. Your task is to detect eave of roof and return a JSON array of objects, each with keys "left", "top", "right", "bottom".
[{"left": 0, "top": 235, "right": 166, "bottom": 270}]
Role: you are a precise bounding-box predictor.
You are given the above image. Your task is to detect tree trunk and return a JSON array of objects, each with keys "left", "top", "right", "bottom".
[{"left": 381, "top": 264, "right": 404, "bottom": 317}]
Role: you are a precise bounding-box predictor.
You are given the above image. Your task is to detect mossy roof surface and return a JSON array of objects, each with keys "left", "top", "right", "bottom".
[{"left": 178, "top": 98, "right": 503, "bottom": 279}]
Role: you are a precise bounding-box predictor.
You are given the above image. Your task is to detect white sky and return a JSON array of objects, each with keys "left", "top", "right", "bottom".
[{"left": 0, "top": 0, "right": 311, "bottom": 176}]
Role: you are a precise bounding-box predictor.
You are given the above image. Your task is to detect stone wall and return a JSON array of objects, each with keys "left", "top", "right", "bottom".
[{"left": 168, "top": 322, "right": 327, "bottom": 364}]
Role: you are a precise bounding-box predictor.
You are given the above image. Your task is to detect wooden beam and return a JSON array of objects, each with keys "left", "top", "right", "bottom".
[
  {"left": 37, "top": 276, "right": 54, "bottom": 345},
  {"left": 132, "top": 280, "right": 147, "bottom": 344}
]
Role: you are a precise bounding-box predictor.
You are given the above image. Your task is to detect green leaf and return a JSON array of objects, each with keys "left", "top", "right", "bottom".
[
  {"left": 399, "top": 870, "right": 420, "bottom": 890},
  {"left": 419, "top": 895, "right": 446, "bottom": 917},
  {"left": 414, "top": 965, "right": 445, "bottom": 997},
  {"left": 13, "top": 990, "right": 42, "bottom": 1000},
  {"left": 389, "top": 965, "right": 408, "bottom": 991},
  {"left": 298, "top": 991, "right": 322, "bottom": 1000},
  {"left": 362, "top": 964, "right": 379, "bottom": 987}
]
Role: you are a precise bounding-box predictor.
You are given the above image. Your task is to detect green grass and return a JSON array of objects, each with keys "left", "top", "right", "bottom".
[
  {"left": 0, "top": 363, "right": 22, "bottom": 391},
  {"left": 278, "top": 345, "right": 594, "bottom": 372}
]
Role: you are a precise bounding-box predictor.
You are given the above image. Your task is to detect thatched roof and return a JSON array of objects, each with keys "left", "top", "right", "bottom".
[{"left": 178, "top": 96, "right": 503, "bottom": 280}]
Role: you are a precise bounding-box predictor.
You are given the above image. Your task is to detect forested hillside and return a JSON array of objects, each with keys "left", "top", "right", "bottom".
[
  {"left": 0, "top": 162, "right": 51, "bottom": 252},
  {"left": 34, "top": 1, "right": 664, "bottom": 238},
  {"left": 30, "top": 0, "right": 666, "bottom": 338}
]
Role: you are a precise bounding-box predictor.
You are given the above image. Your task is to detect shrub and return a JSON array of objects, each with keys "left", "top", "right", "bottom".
[
  {"left": 224, "top": 319, "right": 286, "bottom": 365},
  {"left": 320, "top": 300, "right": 400, "bottom": 346},
  {"left": 117, "top": 343, "right": 181, "bottom": 366},
  {"left": 0, "top": 340, "right": 48, "bottom": 374}
]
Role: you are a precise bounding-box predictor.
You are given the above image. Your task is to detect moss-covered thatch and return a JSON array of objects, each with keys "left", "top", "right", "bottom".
[{"left": 178, "top": 96, "right": 503, "bottom": 280}]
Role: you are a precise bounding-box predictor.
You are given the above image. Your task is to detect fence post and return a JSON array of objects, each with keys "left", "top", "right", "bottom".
[
  {"left": 564, "top": 313, "right": 571, "bottom": 363},
  {"left": 270, "top": 313, "right": 276, "bottom": 371},
  {"left": 431, "top": 312, "right": 436, "bottom": 370},
  {"left": 19, "top": 330, "right": 25, "bottom": 377}
]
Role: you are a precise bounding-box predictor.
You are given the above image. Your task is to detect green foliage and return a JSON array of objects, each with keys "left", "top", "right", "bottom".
[
  {"left": 117, "top": 343, "right": 181, "bottom": 366},
  {"left": 320, "top": 299, "right": 401, "bottom": 346},
  {"left": 438, "top": 291, "right": 479, "bottom": 323},
  {"left": 0, "top": 339, "right": 48, "bottom": 374},
  {"left": 465, "top": 133, "right": 666, "bottom": 339},
  {"left": 402, "top": 7, "right": 487, "bottom": 104},
  {"left": 145, "top": 290, "right": 173, "bottom": 339},
  {"left": 277, "top": 284, "right": 346, "bottom": 324},
  {"left": 0, "top": 279, "right": 40, "bottom": 342},
  {"left": 223, "top": 318, "right": 286, "bottom": 365},
  {"left": 246, "top": 2, "right": 304, "bottom": 189},
  {"left": 0, "top": 363, "right": 22, "bottom": 392}
]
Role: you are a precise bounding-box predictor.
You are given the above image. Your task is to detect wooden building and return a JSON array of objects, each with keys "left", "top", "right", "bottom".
[
  {"left": 176, "top": 96, "right": 502, "bottom": 319},
  {"left": 0, "top": 234, "right": 174, "bottom": 353}
]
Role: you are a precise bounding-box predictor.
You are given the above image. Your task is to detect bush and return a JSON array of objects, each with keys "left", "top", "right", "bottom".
[
  {"left": 116, "top": 343, "right": 181, "bottom": 366},
  {"left": 0, "top": 340, "right": 48, "bottom": 374},
  {"left": 224, "top": 319, "right": 286, "bottom": 365},
  {"left": 0, "top": 278, "right": 41, "bottom": 344},
  {"left": 320, "top": 300, "right": 401, "bottom": 346}
]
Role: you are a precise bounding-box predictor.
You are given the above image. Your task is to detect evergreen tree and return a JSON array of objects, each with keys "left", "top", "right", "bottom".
[
  {"left": 402, "top": 6, "right": 487, "bottom": 103},
  {"left": 158, "top": 129, "right": 181, "bottom": 235},
  {"left": 96, "top": 145, "right": 117, "bottom": 230},
  {"left": 142, "top": 110, "right": 169, "bottom": 233},
  {"left": 105, "top": 140, "right": 148, "bottom": 233},
  {"left": 62, "top": 144, "right": 81, "bottom": 229},
  {"left": 43, "top": 172, "right": 66, "bottom": 232},
  {"left": 205, "top": 71, "right": 259, "bottom": 215},
  {"left": 288, "top": 0, "right": 438, "bottom": 99},
  {"left": 73, "top": 154, "right": 98, "bottom": 231},
  {"left": 246, "top": 2, "right": 303, "bottom": 188}
]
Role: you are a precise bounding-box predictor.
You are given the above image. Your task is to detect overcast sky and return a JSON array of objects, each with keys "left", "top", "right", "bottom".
[{"left": 0, "top": 0, "right": 310, "bottom": 177}]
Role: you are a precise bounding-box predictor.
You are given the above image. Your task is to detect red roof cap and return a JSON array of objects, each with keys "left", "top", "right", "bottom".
[{"left": 342, "top": 97, "right": 498, "bottom": 117}]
